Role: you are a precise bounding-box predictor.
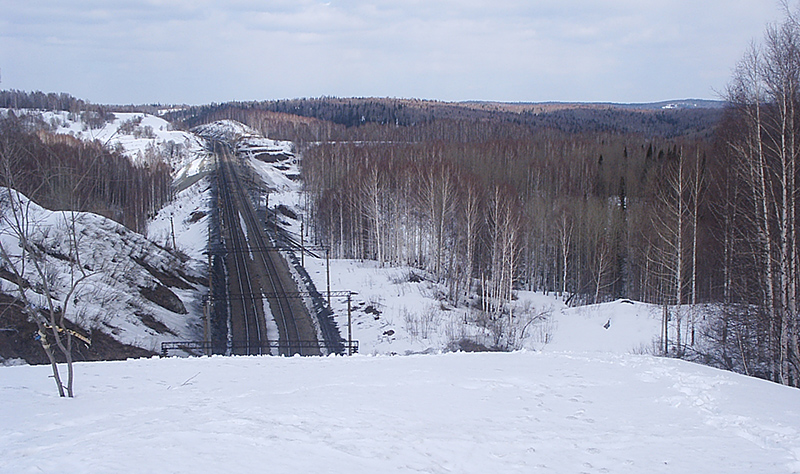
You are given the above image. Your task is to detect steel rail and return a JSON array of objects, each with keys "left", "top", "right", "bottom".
[
  {"left": 217, "top": 145, "right": 264, "bottom": 354},
  {"left": 223, "top": 146, "right": 304, "bottom": 355}
]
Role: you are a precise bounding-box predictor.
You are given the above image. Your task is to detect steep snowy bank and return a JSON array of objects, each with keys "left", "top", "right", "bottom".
[{"left": 0, "top": 188, "right": 205, "bottom": 357}]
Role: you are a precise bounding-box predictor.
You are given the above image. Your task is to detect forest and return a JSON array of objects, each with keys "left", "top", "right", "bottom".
[
  {"left": 0, "top": 109, "right": 172, "bottom": 233},
  {"left": 166, "top": 15, "right": 800, "bottom": 387}
]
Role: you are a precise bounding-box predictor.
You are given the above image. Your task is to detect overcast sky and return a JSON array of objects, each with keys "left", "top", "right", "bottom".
[{"left": 0, "top": 1, "right": 787, "bottom": 105}]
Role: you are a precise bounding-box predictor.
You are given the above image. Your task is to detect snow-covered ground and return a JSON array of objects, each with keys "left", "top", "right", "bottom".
[
  {"left": 2, "top": 351, "right": 799, "bottom": 473},
  {"left": 146, "top": 167, "right": 213, "bottom": 263},
  {"left": 302, "top": 255, "right": 664, "bottom": 356},
  {"left": 43, "top": 110, "right": 205, "bottom": 169}
]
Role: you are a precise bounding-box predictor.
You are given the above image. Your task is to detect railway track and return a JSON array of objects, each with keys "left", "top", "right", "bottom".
[{"left": 214, "top": 141, "right": 318, "bottom": 356}]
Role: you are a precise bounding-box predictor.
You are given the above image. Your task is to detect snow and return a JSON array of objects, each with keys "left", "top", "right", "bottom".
[
  {"left": 36, "top": 110, "right": 205, "bottom": 169},
  {"left": 0, "top": 187, "right": 204, "bottom": 352},
  {"left": 2, "top": 351, "right": 799, "bottom": 473},
  {"left": 544, "top": 299, "right": 662, "bottom": 354},
  {"left": 145, "top": 176, "right": 212, "bottom": 263},
  {"left": 300, "top": 255, "right": 664, "bottom": 356}
]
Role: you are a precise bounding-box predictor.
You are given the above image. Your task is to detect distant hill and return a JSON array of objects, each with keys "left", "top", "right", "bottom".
[
  {"left": 169, "top": 97, "right": 725, "bottom": 141},
  {"left": 459, "top": 98, "right": 726, "bottom": 113}
]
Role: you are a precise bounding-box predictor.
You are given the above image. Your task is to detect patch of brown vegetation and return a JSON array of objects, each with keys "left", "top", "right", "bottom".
[{"left": 0, "top": 293, "right": 155, "bottom": 365}]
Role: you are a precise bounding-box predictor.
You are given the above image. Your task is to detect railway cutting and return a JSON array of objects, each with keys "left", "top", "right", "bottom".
[{"left": 202, "top": 134, "right": 324, "bottom": 356}]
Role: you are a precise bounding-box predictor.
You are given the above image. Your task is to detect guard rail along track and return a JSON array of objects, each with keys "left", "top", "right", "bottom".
[{"left": 160, "top": 340, "right": 359, "bottom": 357}]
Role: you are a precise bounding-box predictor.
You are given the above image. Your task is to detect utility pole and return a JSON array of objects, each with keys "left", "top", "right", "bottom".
[
  {"left": 348, "top": 292, "right": 353, "bottom": 355},
  {"left": 206, "top": 251, "right": 214, "bottom": 355},
  {"left": 170, "top": 216, "right": 177, "bottom": 250},
  {"left": 326, "top": 247, "right": 331, "bottom": 307},
  {"left": 203, "top": 297, "right": 210, "bottom": 356}
]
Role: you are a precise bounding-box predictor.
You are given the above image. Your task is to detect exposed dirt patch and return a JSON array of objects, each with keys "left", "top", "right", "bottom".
[
  {"left": 253, "top": 151, "right": 293, "bottom": 163},
  {"left": 133, "top": 256, "right": 195, "bottom": 290},
  {"left": 140, "top": 284, "right": 187, "bottom": 314},
  {"left": 187, "top": 210, "right": 207, "bottom": 224},
  {"left": 448, "top": 338, "right": 502, "bottom": 353},
  {"left": 276, "top": 204, "right": 297, "bottom": 220},
  {"left": 137, "top": 311, "right": 177, "bottom": 336},
  {"left": 178, "top": 269, "right": 207, "bottom": 287},
  {"left": 0, "top": 268, "right": 31, "bottom": 289}
]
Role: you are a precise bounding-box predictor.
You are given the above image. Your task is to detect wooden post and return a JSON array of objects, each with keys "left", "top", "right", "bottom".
[
  {"left": 265, "top": 193, "right": 269, "bottom": 229},
  {"left": 204, "top": 298, "right": 211, "bottom": 356},
  {"left": 662, "top": 303, "right": 669, "bottom": 355}
]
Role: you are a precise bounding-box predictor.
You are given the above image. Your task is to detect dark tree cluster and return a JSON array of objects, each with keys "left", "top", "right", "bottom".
[
  {"left": 0, "top": 89, "right": 115, "bottom": 121},
  {"left": 0, "top": 112, "right": 171, "bottom": 233}
]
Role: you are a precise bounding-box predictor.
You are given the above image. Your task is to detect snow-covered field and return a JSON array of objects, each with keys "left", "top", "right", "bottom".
[{"left": 2, "top": 351, "right": 799, "bottom": 473}]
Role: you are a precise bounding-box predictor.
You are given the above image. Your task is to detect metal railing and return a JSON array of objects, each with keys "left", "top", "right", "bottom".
[{"left": 160, "top": 340, "right": 359, "bottom": 357}]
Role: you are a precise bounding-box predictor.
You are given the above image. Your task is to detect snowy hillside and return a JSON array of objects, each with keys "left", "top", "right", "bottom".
[
  {"left": 0, "top": 188, "right": 205, "bottom": 361},
  {"left": 43, "top": 110, "right": 205, "bottom": 169},
  {"left": 303, "top": 256, "right": 663, "bottom": 355},
  {"left": 0, "top": 109, "right": 214, "bottom": 362},
  {"left": 2, "top": 351, "right": 799, "bottom": 473},
  {"left": 146, "top": 155, "right": 215, "bottom": 263}
]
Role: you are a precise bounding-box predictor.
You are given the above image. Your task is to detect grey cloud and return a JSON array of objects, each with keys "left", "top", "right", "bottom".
[{"left": 0, "top": 0, "right": 785, "bottom": 104}]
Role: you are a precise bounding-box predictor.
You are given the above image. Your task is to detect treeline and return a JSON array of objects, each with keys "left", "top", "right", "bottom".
[
  {"left": 0, "top": 90, "right": 117, "bottom": 130},
  {"left": 0, "top": 89, "right": 110, "bottom": 115},
  {"left": 0, "top": 112, "right": 171, "bottom": 233},
  {"left": 168, "top": 98, "right": 722, "bottom": 145},
  {"left": 303, "top": 129, "right": 716, "bottom": 305},
  {"left": 300, "top": 110, "right": 800, "bottom": 380}
]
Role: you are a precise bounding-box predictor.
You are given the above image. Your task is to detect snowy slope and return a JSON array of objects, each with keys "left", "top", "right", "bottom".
[
  {"left": 146, "top": 157, "right": 215, "bottom": 263},
  {"left": 302, "top": 255, "right": 664, "bottom": 356},
  {"left": 1, "top": 351, "right": 799, "bottom": 473},
  {"left": 0, "top": 109, "right": 216, "bottom": 361},
  {"left": 543, "top": 299, "right": 662, "bottom": 353},
  {"left": 0, "top": 188, "right": 205, "bottom": 355},
  {"left": 43, "top": 110, "right": 205, "bottom": 169}
]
